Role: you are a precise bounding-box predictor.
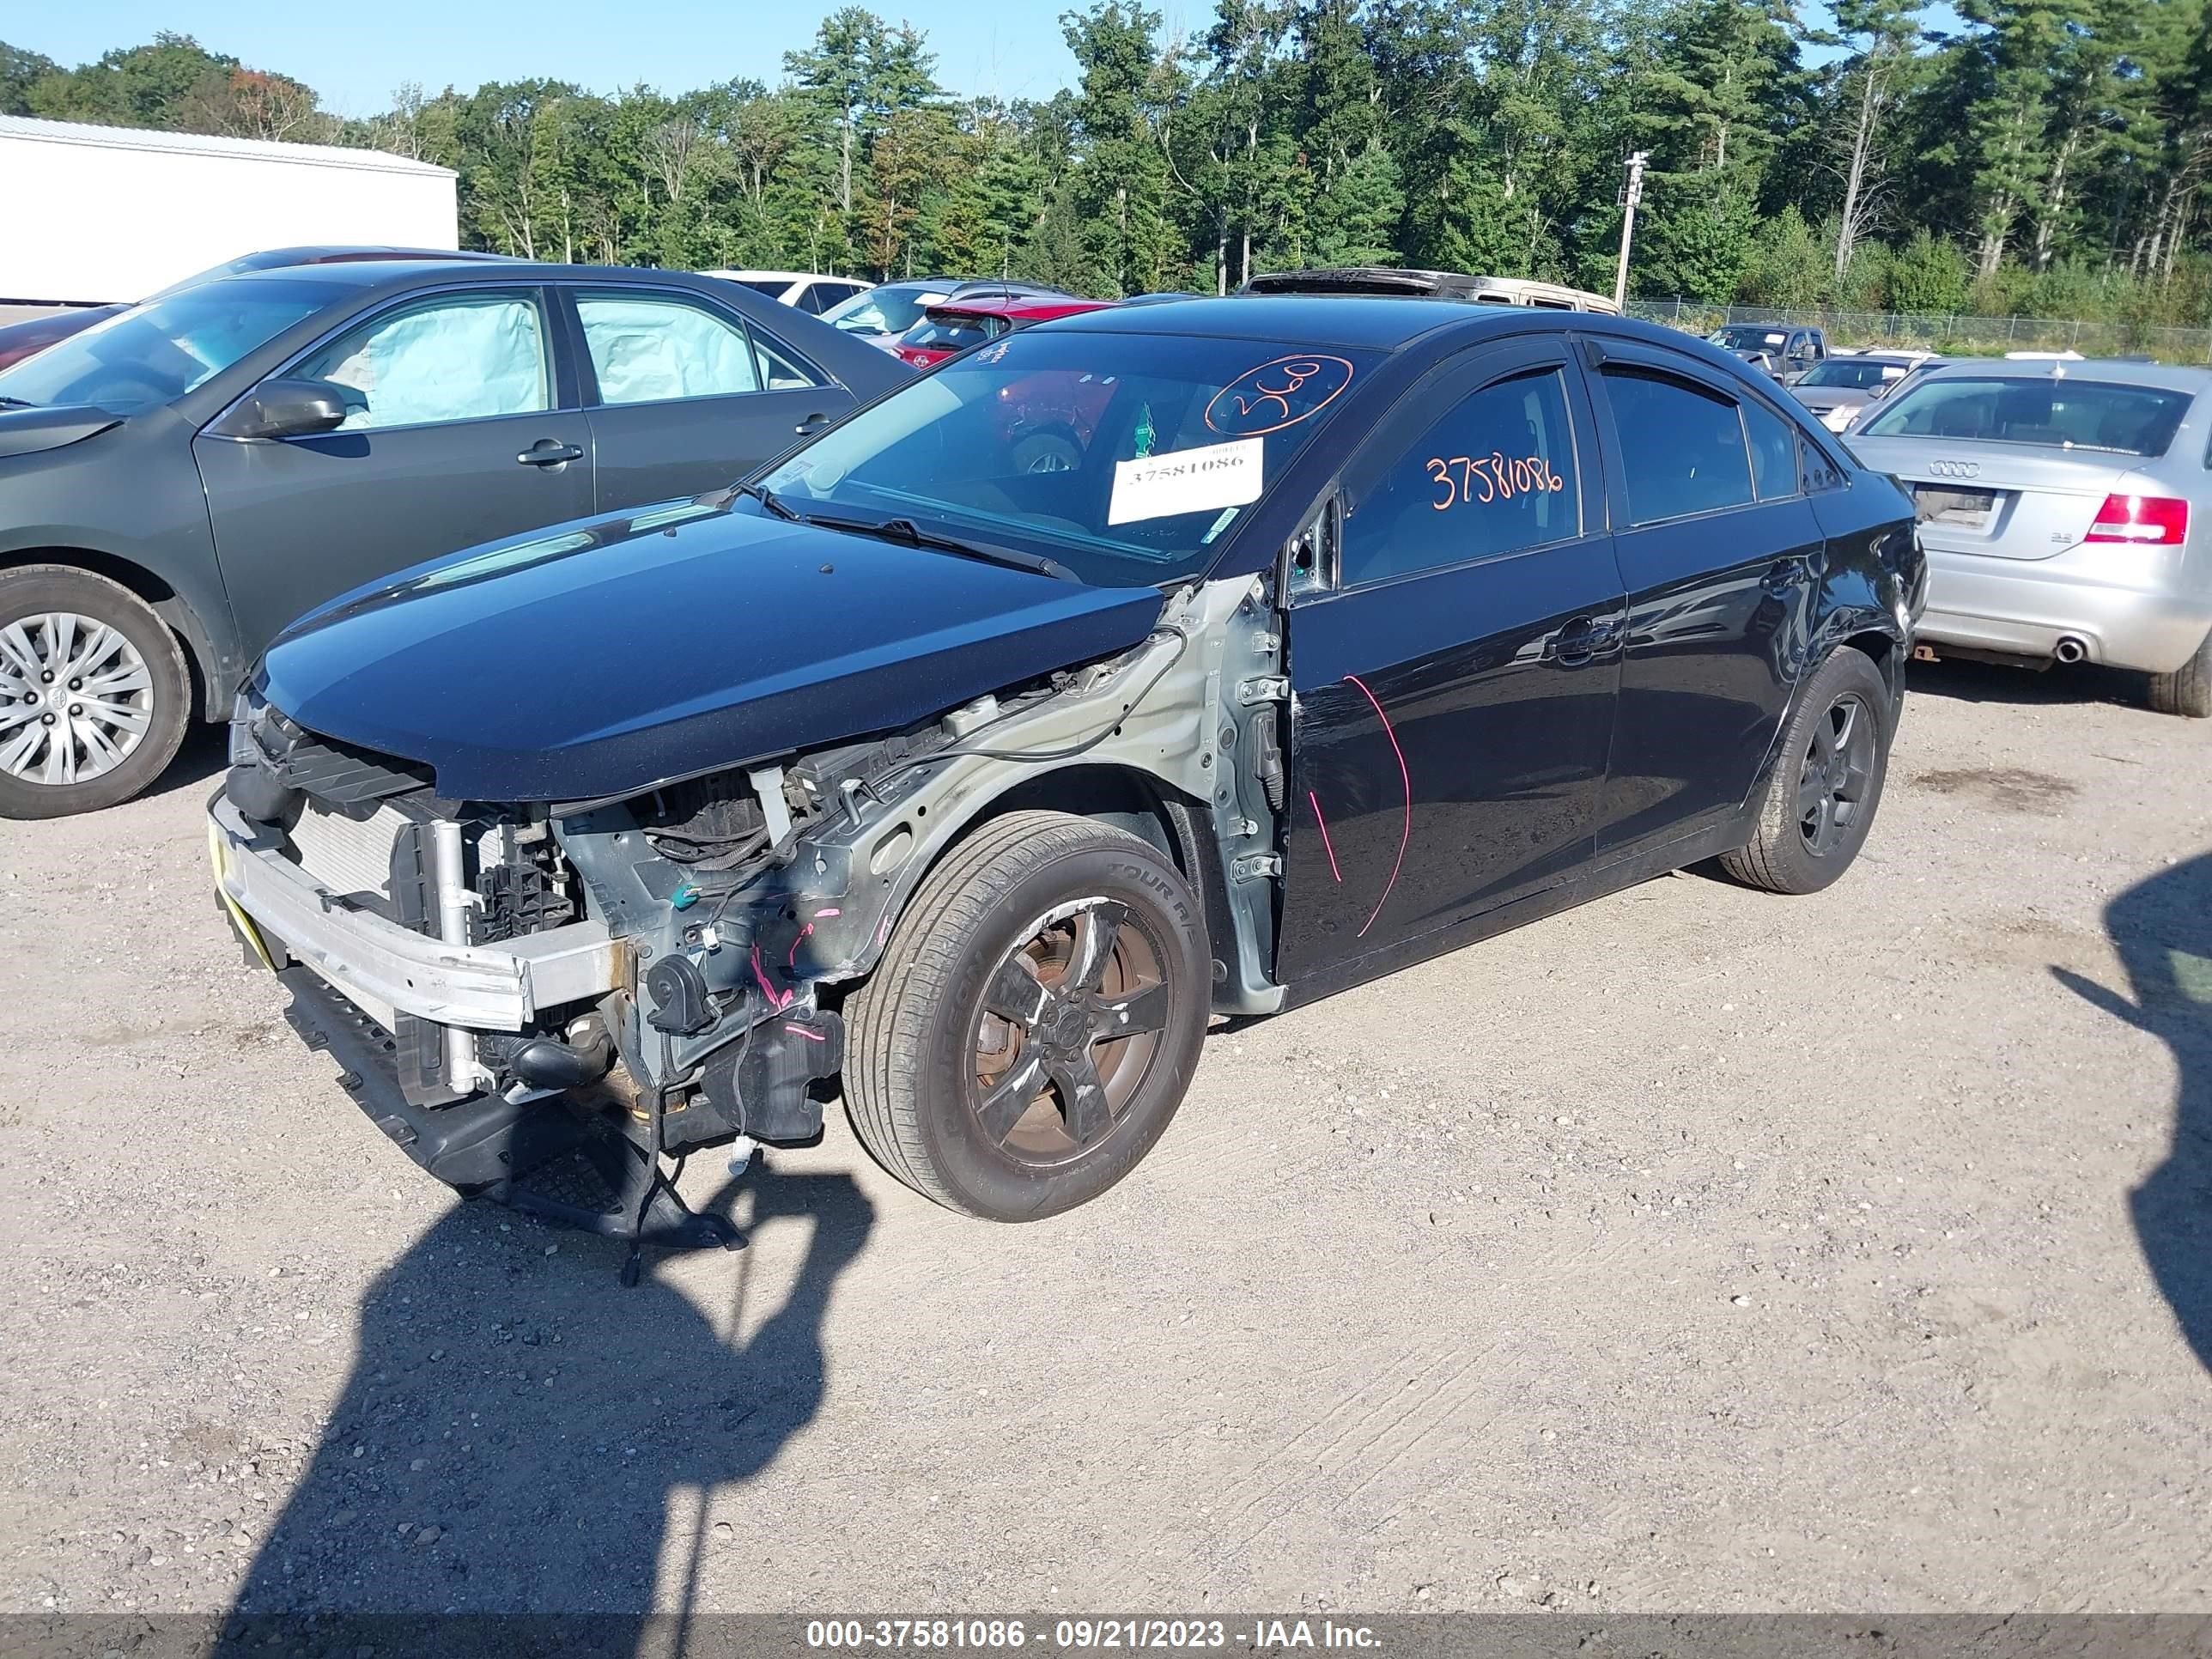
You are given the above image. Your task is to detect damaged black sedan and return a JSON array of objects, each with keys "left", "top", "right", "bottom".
[{"left": 208, "top": 299, "right": 1923, "bottom": 1244}]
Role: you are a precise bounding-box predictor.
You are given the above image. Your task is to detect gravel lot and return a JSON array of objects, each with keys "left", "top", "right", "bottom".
[{"left": 1, "top": 659, "right": 2207, "bottom": 1620}]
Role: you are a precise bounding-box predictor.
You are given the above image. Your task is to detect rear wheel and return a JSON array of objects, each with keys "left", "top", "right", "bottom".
[
  {"left": 0, "top": 565, "right": 191, "bottom": 819},
  {"left": 2147, "top": 626, "right": 2212, "bottom": 719},
  {"left": 845, "top": 810, "right": 1209, "bottom": 1219},
  {"left": 1720, "top": 646, "right": 1893, "bottom": 896}
]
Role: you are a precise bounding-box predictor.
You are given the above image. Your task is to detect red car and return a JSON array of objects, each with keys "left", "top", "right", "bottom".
[{"left": 890, "top": 295, "right": 1117, "bottom": 368}]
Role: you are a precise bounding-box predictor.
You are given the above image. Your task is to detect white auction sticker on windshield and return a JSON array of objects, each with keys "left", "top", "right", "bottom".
[{"left": 1108, "top": 436, "right": 1264, "bottom": 526}]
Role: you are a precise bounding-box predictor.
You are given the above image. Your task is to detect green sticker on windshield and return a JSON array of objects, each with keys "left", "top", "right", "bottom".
[{"left": 1133, "top": 403, "right": 1156, "bottom": 459}]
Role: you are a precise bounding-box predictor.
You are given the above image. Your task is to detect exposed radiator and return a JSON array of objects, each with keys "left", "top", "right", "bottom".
[{"left": 283, "top": 802, "right": 410, "bottom": 902}]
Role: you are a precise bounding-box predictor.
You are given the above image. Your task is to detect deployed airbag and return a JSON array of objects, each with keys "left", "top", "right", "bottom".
[
  {"left": 306, "top": 297, "right": 550, "bottom": 430},
  {"left": 577, "top": 297, "right": 758, "bottom": 404}
]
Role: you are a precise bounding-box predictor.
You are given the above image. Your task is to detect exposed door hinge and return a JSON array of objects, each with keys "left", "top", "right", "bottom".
[
  {"left": 1237, "top": 676, "right": 1290, "bottom": 706},
  {"left": 1231, "top": 852, "right": 1284, "bottom": 881}
]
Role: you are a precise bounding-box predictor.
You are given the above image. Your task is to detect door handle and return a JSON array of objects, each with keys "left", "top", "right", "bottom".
[
  {"left": 1549, "top": 615, "right": 1623, "bottom": 665},
  {"left": 793, "top": 413, "right": 833, "bottom": 437},
  {"left": 517, "top": 440, "right": 585, "bottom": 468}
]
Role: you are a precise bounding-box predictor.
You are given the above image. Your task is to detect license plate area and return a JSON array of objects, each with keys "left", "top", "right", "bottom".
[{"left": 1912, "top": 485, "right": 1998, "bottom": 530}]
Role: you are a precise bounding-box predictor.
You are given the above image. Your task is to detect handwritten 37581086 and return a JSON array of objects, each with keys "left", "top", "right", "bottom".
[{"left": 1425, "top": 452, "right": 1567, "bottom": 510}]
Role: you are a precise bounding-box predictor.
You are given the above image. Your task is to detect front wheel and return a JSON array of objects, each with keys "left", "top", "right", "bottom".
[
  {"left": 845, "top": 810, "right": 1210, "bottom": 1219},
  {"left": 0, "top": 565, "right": 192, "bottom": 819},
  {"left": 1720, "top": 646, "right": 1894, "bottom": 896}
]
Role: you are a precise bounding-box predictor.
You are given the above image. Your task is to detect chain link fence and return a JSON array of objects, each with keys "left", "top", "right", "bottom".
[{"left": 1626, "top": 300, "right": 2212, "bottom": 364}]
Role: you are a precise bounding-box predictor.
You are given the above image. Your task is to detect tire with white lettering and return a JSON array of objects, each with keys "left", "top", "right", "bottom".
[
  {"left": 0, "top": 565, "right": 192, "bottom": 819},
  {"left": 845, "top": 810, "right": 1209, "bottom": 1219},
  {"left": 1720, "top": 646, "right": 1893, "bottom": 895}
]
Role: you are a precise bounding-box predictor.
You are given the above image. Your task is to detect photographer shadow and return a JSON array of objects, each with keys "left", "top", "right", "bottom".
[
  {"left": 2054, "top": 852, "right": 2212, "bottom": 1375},
  {"left": 220, "top": 1160, "right": 874, "bottom": 1644}
]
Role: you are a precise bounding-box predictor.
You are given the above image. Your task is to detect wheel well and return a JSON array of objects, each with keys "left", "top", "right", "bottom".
[
  {"left": 1843, "top": 629, "right": 1893, "bottom": 670},
  {"left": 0, "top": 546, "right": 215, "bottom": 720},
  {"left": 1841, "top": 629, "right": 1901, "bottom": 703},
  {"left": 979, "top": 764, "right": 1188, "bottom": 871},
  {"left": 962, "top": 763, "right": 1251, "bottom": 1000}
]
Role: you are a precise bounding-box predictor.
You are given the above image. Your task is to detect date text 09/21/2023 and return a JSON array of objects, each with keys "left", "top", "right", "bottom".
[{"left": 805, "top": 1618, "right": 1382, "bottom": 1650}]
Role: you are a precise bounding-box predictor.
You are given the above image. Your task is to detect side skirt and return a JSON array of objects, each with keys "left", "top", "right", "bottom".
[{"left": 1276, "top": 812, "right": 1755, "bottom": 1012}]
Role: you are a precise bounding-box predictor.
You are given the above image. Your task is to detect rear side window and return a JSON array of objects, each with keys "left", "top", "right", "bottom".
[
  {"left": 1743, "top": 400, "right": 1799, "bottom": 500},
  {"left": 576, "top": 292, "right": 761, "bottom": 404},
  {"left": 1861, "top": 376, "right": 2191, "bottom": 457},
  {"left": 1342, "top": 368, "right": 1581, "bottom": 586},
  {"left": 750, "top": 330, "right": 824, "bottom": 392},
  {"left": 1602, "top": 368, "right": 1753, "bottom": 525}
]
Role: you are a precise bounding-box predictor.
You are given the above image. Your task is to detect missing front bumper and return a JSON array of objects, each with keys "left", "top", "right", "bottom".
[{"left": 208, "top": 794, "right": 623, "bottom": 1034}]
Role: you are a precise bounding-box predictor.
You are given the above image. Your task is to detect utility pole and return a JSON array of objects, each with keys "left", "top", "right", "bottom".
[{"left": 1613, "top": 150, "right": 1649, "bottom": 311}]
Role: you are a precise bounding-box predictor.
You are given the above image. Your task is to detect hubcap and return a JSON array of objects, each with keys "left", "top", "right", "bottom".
[
  {"left": 970, "top": 898, "right": 1172, "bottom": 1165},
  {"left": 0, "top": 613, "right": 154, "bottom": 787},
  {"left": 1796, "top": 692, "right": 1875, "bottom": 856}
]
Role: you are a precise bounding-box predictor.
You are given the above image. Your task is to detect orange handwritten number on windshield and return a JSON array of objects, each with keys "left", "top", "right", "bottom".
[
  {"left": 1425, "top": 453, "right": 1565, "bottom": 511},
  {"left": 1233, "top": 359, "right": 1328, "bottom": 425}
]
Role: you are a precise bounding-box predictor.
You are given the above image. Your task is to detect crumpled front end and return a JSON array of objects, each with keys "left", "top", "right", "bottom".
[
  {"left": 208, "top": 690, "right": 843, "bottom": 1240},
  {"left": 210, "top": 570, "right": 1284, "bottom": 1243}
]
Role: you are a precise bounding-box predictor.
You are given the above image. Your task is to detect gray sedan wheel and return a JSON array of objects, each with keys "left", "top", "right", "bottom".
[
  {"left": 0, "top": 566, "right": 191, "bottom": 818},
  {"left": 2147, "top": 627, "right": 2212, "bottom": 719}
]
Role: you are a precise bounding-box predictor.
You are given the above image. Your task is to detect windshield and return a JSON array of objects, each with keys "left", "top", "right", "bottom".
[
  {"left": 823, "top": 284, "right": 946, "bottom": 337},
  {"left": 1711, "top": 326, "right": 1790, "bottom": 351},
  {"left": 727, "top": 278, "right": 793, "bottom": 298},
  {"left": 902, "top": 312, "right": 1001, "bottom": 354},
  {"left": 756, "top": 329, "right": 1378, "bottom": 586},
  {"left": 0, "top": 277, "right": 343, "bottom": 412},
  {"left": 1800, "top": 359, "right": 1902, "bottom": 391},
  {"left": 1859, "top": 375, "right": 2192, "bottom": 456}
]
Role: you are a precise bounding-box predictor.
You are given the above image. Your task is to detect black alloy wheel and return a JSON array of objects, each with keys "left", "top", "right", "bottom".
[
  {"left": 1721, "top": 645, "right": 1893, "bottom": 896},
  {"left": 971, "top": 898, "right": 1172, "bottom": 1164},
  {"left": 845, "top": 810, "right": 1209, "bottom": 1219},
  {"left": 1796, "top": 691, "right": 1877, "bottom": 856}
]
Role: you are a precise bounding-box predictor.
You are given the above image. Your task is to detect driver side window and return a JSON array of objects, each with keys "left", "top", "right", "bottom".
[{"left": 292, "top": 292, "right": 552, "bottom": 432}]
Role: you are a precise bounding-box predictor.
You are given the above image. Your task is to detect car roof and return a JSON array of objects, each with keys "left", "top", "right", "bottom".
[
  {"left": 705, "top": 269, "right": 857, "bottom": 283},
  {"left": 1908, "top": 356, "right": 2212, "bottom": 391},
  {"left": 1056, "top": 294, "right": 1481, "bottom": 349},
  {"left": 933, "top": 296, "right": 1115, "bottom": 322},
  {"left": 215, "top": 259, "right": 748, "bottom": 295}
]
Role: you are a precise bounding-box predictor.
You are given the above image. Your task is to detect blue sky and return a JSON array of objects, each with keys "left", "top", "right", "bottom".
[
  {"left": 15, "top": 2, "right": 1962, "bottom": 118},
  {"left": 10, "top": 1, "right": 1103, "bottom": 118}
]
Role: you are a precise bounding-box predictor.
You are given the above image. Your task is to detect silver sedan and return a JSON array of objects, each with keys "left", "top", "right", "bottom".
[{"left": 1846, "top": 358, "right": 2212, "bottom": 715}]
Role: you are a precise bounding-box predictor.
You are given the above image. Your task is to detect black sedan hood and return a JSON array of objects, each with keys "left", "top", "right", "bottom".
[
  {"left": 0, "top": 403, "right": 123, "bottom": 459},
  {"left": 258, "top": 500, "right": 1166, "bottom": 804}
]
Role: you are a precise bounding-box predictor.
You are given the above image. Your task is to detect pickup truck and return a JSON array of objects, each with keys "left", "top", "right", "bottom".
[{"left": 1708, "top": 324, "right": 1827, "bottom": 385}]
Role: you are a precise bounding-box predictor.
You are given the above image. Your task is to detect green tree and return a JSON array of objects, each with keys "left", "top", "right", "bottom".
[
  {"left": 1950, "top": 0, "right": 2068, "bottom": 278},
  {"left": 0, "top": 41, "right": 59, "bottom": 115},
  {"left": 1887, "top": 225, "right": 1974, "bottom": 310},
  {"left": 1062, "top": 2, "right": 1182, "bottom": 295},
  {"left": 1817, "top": 0, "right": 1924, "bottom": 280}
]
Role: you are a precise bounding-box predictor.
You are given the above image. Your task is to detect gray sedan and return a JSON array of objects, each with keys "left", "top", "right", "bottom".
[
  {"left": 0, "top": 259, "right": 909, "bottom": 817},
  {"left": 1790, "top": 351, "right": 1940, "bottom": 434},
  {"left": 1846, "top": 358, "right": 2212, "bottom": 715}
]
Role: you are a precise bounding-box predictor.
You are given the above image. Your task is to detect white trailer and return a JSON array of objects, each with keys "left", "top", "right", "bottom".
[{"left": 0, "top": 114, "right": 459, "bottom": 307}]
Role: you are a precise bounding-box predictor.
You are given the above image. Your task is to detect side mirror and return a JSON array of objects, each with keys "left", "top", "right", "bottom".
[{"left": 216, "top": 377, "right": 353, "bottom": 440}]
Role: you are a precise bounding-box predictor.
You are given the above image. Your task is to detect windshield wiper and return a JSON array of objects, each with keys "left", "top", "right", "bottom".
[
  {"left": 729, "top": 481, "right": 799, "bottom": 520},
  {"left": 799, "top": 511, "right": 1080, "bottom": 583},
  {"left": 0, "top": 397, "right": 36, "bottom": 411}
]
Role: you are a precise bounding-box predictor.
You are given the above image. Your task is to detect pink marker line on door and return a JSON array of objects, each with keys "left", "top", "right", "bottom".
[
  {"left": 1307, "top": 790, "right": 1342, "bottom": 883},
  {"left": 1343, "top": 672, "right": 1409, "bottom": 939}
]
